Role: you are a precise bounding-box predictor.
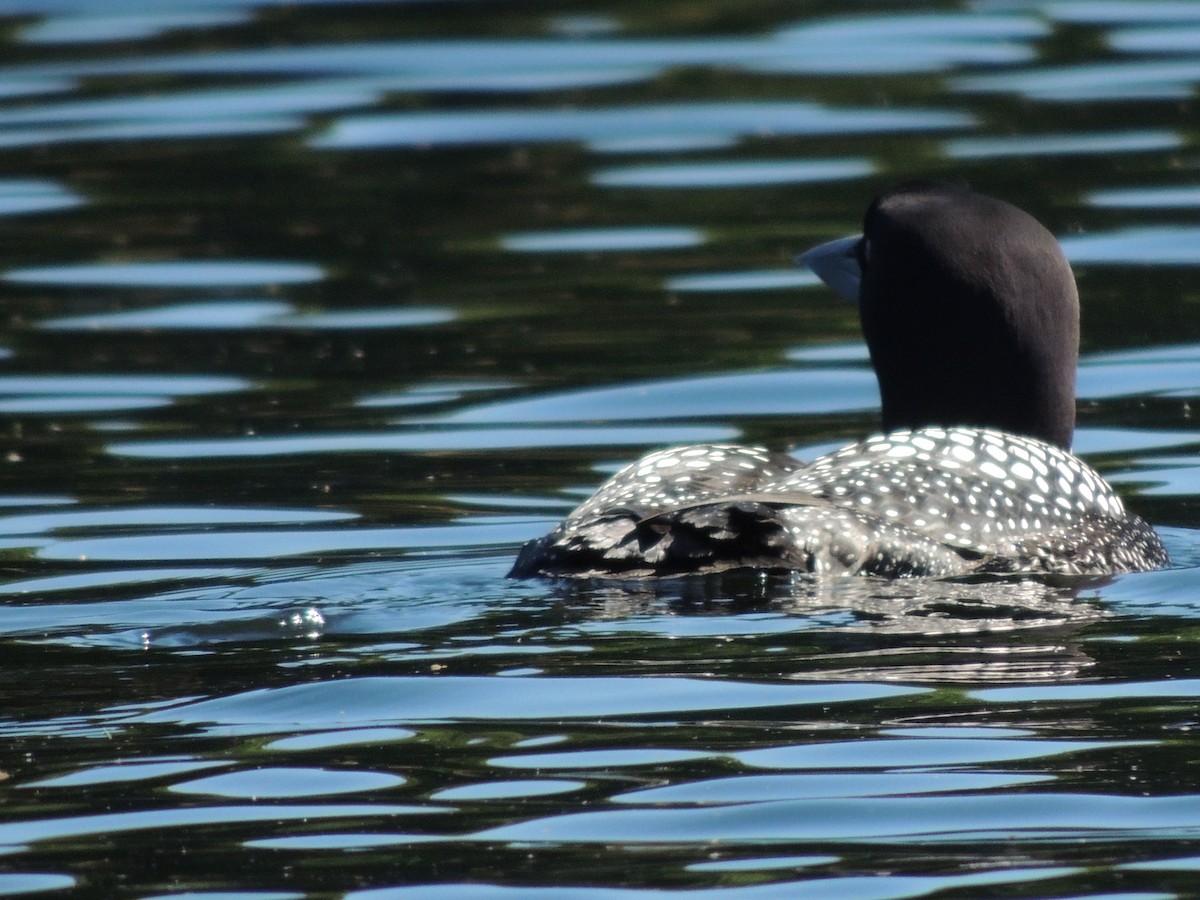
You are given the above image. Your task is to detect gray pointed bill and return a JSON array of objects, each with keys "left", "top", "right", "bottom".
[{"left": 797, "top": 234, "right": 862, "bottom": 305}]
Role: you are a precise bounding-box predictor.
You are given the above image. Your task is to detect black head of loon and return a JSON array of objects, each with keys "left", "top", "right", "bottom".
[
  {"left": 510, "top": 182, "right": 1166, "bottom": 579},
  {"left": 800, "top": 180, "right": 1079, "bottom": 450}
]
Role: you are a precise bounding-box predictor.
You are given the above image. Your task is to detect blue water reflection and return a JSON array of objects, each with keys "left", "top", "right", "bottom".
[
  {"left": 502, "top": 228, "right": 704, "bottom": 253},
  {"left": 31, "top": 518, "right": 531, "bottom": 561},
  {"left": 136, "top": 676, "right": 921, "bottom": 733},
  {"left": 1062, "top": 227, "right": 1200, "bottom": 264},
  {"left": 0, "top": 803, "right": 439, "bottom": 847},
  {"left": 0, "top": 178, "right": 82, "bottom": 216},
  {"left": 593, "top": 159, "right": 873, "bottom": 188},
  {"left": 0, "top": 874, "right": 76, "bottom": 896},
  {"left": 945, "top": 130, "right": 1182, "bottom": 158},
  {"left": 0, "top": 374, "right": 249, "bottom": 417},
  {"left": 1111, "top": 24, "right": 1200, "bottom": 51},
  {"left": 1, "top": 13, "right": 1045, "bottom": 83},
  {"left": 313, "top": 103, "right": 973, "bottom": 150},
  {"left": 170, "top": 766, "right": 406, "bottom": 798},
  {"left": 0, "top": 80, "right": 385, "bottom": 127},
  {"left": 348, "top": 870, "right": 1073, "bottom": 899},
  {"left": 0, "top": 116, "right": 303, "bottom": 146},
  {"left": 685, "top": 856, "right": 836, "bottom": 872},
  {"left": 19, "top": 10, "right": 251, "bottom": 44},
  {"left": 426, "top": 371, "right": 879, "bottom": 424},
  {"left": 615, "top": 772, "right": 1050, "bottom": 802},
  {"left": 475, "top": 793, "right": 1200, "bottom": 841},
  {"left": 667, "top": 270, "right": 821, "bottom": 292},
  {"left": 431, "top": 780, "right": 585, "bottom": 801},
  {"left": 350, "top": 878, "right": 1080, "bottom": 900},
  {"left": 108, "top": 425, "right": 740, "bottom": 459},
  {"left": 1090, "top": 185, "right": 1200, "bottom": 207},
  {"left": 0, "top": 1, "right": 1198, "bottom": 898},
  {"left": 40, "top": 302, "right": 454, "bottom": 331},
  {"left": 5, "top": 260, "right": 323, "bottom": 287},
  {"left": 25, "top": 759, "right": 229, "bottom": 788},
  {"left": 956, "top": 61, "right": 1200, "bottom": 100},
  {"left": 1038, "top": 1, "right": 1200, "bottom": 24}
]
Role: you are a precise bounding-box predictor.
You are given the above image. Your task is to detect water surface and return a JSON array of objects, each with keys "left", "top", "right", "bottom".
[{"left": 0, "top": 1, "right": 1199, "bottom": 898}]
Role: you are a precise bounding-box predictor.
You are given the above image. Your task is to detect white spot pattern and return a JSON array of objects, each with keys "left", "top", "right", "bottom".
[{"left": 519, "top": 426, "right": 1166, "bottom": 578}]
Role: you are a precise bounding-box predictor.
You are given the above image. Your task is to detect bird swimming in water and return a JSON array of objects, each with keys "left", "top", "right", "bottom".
[{"left": 509, "top": 181, "right": 1167, "bottom": 579}]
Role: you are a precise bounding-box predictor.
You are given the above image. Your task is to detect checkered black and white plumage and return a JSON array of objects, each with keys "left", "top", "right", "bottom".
[{"left": 510, "top": 427, "right": 1166, "bottom": 578}]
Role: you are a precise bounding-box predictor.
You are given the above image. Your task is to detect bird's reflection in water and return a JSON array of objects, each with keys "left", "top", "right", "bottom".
[{"left": 555, "top": 570, "right": 1111, "bottom": 685}]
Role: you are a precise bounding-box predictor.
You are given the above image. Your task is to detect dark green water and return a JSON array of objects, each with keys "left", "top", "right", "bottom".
[{"left": 1, "top": 1, "right": 1200, "bottom": 897}]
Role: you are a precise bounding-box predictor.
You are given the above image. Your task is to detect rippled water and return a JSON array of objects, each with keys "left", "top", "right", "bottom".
[{"left": 1, "top": 1, "right": 1200, "bottom": 897}]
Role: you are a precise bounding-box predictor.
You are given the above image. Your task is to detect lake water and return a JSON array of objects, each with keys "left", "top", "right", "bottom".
[{"left": 2, "top": 1, "right": 1200, "bottom": 897}]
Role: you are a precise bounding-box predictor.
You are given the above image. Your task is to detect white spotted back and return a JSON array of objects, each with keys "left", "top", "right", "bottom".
[{"left": 767, "top": 426, "right": 1128, "bottom": 557}]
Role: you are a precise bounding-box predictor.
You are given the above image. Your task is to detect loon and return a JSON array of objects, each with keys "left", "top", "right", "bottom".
[{"left": 509, "top": 181, "right": 1168, "bottom": 579}]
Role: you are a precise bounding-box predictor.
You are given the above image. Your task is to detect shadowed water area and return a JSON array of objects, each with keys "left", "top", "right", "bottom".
[{"left": 1, "top": 0, "right": 1200, "bottom": 897}]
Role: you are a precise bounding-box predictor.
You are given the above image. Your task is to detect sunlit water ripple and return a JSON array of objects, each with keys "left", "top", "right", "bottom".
[{"left": 0, "top": 1, "right": 1198, "bottom": 898}]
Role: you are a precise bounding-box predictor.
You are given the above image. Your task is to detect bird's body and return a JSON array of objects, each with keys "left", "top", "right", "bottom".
[{"left": 510, "top": 182, "right": 1167, "bottom": 579}]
